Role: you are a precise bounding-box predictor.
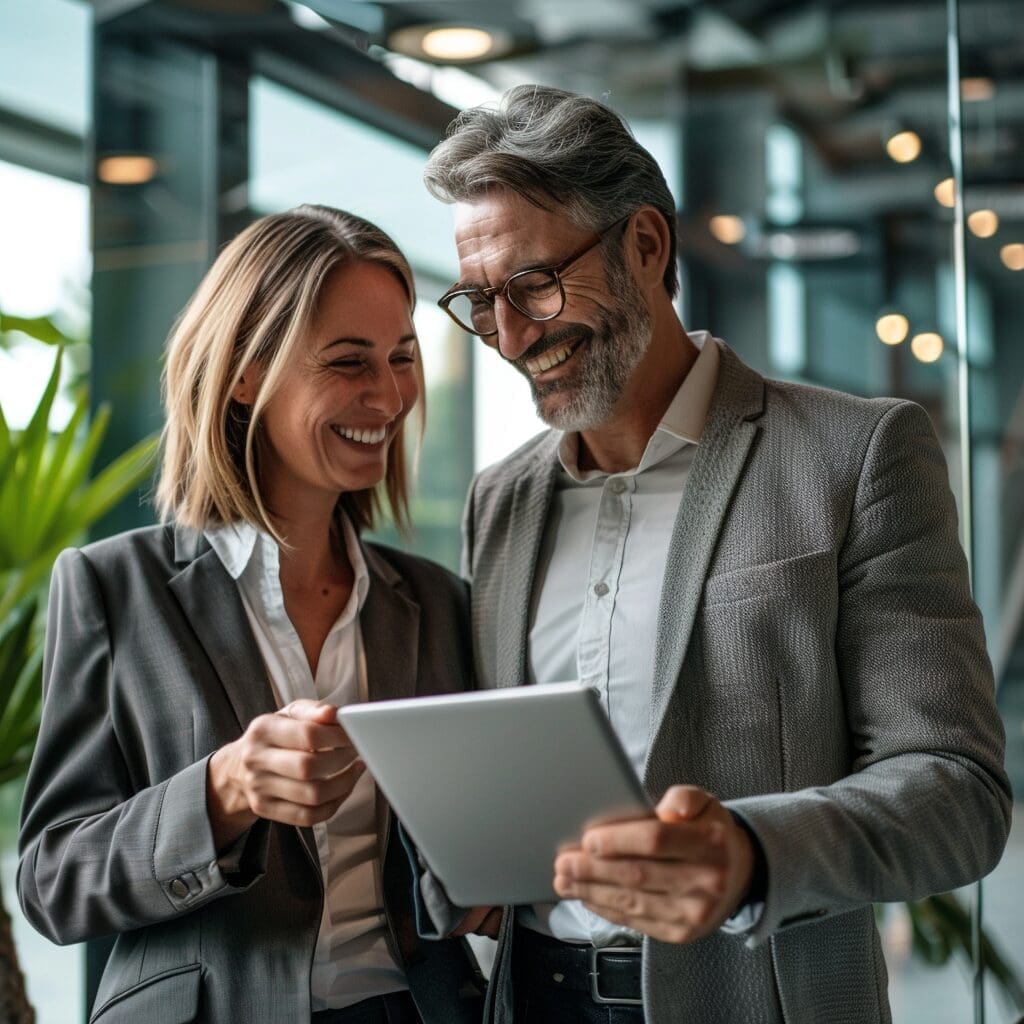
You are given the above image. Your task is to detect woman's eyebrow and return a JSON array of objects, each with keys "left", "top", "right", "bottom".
[{"left": 321, "top": 334, "right": 417, "bottom": 352}]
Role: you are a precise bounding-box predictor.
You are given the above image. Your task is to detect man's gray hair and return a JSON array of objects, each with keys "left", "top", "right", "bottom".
[{"left": 424, "top": 85, "right": 679, "bottom": 299}]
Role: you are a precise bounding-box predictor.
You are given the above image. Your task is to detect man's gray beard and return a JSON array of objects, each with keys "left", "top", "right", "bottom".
[{"left": 530, "top": 263, "right": 652, "bottom": 433}]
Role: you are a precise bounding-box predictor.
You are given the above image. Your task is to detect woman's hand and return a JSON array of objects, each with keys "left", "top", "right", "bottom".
[{"left": 207, "top": 699, "right": 365, "bottom": 849}]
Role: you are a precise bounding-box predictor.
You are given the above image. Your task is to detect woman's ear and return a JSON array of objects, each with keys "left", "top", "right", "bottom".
[
  {"left": 231, "top": 367, "right": 259, "bottom": 406},
  {"left": 625, "top": 206, "right": 672, "bottom": 294}
]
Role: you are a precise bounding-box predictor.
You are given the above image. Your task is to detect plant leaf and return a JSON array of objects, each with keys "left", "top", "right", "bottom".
[{"left": 0, "top": 313, "right": 71, "bottom": 347}]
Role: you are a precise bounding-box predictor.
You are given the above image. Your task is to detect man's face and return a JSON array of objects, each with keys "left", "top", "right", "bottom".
[{"left": 453, "top": 190, "right": 652, "bottom": 432}]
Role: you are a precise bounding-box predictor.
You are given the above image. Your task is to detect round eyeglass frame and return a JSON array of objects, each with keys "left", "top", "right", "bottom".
[{"left": 437, "top": 215, "right": 630, "bottom": 337}]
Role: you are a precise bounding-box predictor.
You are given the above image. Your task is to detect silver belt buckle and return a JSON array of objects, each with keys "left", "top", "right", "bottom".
[{"left": 589, "top": 945, "right": 643, "bottom": 1006}]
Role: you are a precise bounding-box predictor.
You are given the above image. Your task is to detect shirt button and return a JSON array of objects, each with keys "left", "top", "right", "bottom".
[
  {"left": 608, "top": 478, "right": 627, "bottom": 494},
  {"left": 170, "top": 878, "right": 190, "bottom": 899},
  {"left": 593, "top": 582, "right": 609, "bottom": 597}
]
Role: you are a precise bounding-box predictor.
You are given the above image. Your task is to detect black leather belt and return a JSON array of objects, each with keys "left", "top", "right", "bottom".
[{"left": 514, "top": 926, "right": 643, "bottom": 1006}]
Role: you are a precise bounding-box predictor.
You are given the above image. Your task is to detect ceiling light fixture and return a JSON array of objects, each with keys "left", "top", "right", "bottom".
[
  {"left": 911, "top": 332, "right": 944, "bottom": 364},
  {"left": 885, "top": 130, "right": 921, "bottom": 164},
  {"left": 387, "top": 23, "right": 512, "bottom": 64},
  {"left": 967, "top": 209, "right": 999, "bottom": 239},
  {"left": 876, "top": 313, "right": 909, "bottom": 346},
  {"left": 1000, "top": 244, "right": 1024, "bottom": 271},
  {"left": 933, "top": 177, "right": 955, "bottom": 209},
  {"left": 708, "top": 215, "right": 746, "bottom": 245},
  {"left": 97, "top": 155, "right": 158, "bottom": 185}
]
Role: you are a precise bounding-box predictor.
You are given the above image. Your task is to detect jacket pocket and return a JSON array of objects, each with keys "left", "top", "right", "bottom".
[{"left": 91, "top": 963, "right": 201, "bottom": 1024}]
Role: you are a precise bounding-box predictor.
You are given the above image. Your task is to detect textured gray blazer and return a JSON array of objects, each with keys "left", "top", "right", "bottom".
[
  {"left": 461, "top": 341, "right": 1011, "bottom": 1023},
  {"left": 17, "top": 525, "right": 485, "bottom": 1024}
]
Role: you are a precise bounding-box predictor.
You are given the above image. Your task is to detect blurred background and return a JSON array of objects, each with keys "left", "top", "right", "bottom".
[{"left": 0, "top": 0, "right": 1021, "bottom": 1020}]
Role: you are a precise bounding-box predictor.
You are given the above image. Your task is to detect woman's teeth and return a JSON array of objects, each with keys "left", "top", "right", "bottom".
[
  {"left": 525, "top": 341, "right": 576, "bottom": 376},
  {"left": 334, "top": 425, "right": 387, "bottom": 444}
]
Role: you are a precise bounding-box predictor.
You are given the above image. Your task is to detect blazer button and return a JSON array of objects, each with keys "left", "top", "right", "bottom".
[{"left": 170, "top": 878, "right": 190, "bottom": 899}]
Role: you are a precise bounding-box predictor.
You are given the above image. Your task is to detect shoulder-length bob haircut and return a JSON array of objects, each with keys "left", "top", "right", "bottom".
[{"left": 156, "top": 204, "right": 422, "bottom": 539}]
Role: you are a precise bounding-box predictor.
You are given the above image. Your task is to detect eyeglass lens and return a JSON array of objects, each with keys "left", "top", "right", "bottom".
[{"left": 446, "top": 268, "right": 563, "bottom": 335}]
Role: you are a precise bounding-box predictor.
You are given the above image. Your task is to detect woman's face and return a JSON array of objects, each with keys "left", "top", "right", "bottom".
[{"left": 252, "top": 260, "right": 419, "bottom": 512}]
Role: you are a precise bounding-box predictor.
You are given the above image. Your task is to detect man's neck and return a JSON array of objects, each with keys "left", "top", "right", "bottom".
[{"left": 576, "top": 325, "right": 699, "bottom": 475}]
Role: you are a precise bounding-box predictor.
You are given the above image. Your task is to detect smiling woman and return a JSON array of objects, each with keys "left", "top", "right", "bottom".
[{"left": 17, "top": 204, "right": 484, "bottom": 1024}]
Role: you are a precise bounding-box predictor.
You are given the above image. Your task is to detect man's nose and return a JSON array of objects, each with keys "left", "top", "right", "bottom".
[{"left": 492, "top": 295, "right": 545, "bottom": 362}]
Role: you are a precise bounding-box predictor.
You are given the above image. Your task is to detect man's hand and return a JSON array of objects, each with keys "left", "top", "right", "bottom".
[
  {"left": 552, "top": 785, "right": 754, "bottom": 944},
  {"left": 451, "top": 906, "right": 503, "bottom": 939},
  {"left": 207, "top": 699, "right": 365, "bottom": 849}
]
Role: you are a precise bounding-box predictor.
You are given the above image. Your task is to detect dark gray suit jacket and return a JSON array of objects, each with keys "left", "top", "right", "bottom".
[
  {"left": 460, "top": 342, "right": 1011, "bottom": 1023},
  {"left": 18, "top": 524, "right": 484, "bottom": 1024}
]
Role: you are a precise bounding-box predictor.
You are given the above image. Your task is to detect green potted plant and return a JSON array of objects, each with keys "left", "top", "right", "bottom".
[{"left": 0, "top": 312, "right": 158, "bottom": 1021}]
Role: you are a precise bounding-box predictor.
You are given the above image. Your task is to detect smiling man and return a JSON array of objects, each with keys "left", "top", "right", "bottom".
[{"left": 420, "top": 86, "right": 1011, "bottom": 1024}]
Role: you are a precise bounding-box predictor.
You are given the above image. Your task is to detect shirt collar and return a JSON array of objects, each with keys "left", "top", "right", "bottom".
[
  {"left": 205, "top": 511, "right": 370, "bottom": 613},
  {"left": 557, "top": 330, "right": 721, "bottom": 481}
]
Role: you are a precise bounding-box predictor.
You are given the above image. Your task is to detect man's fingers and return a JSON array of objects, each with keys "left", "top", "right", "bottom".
[
  {"left": 580, "top": 818, "right": 724, "bottom": 862},
  {"left": 656, "top": 785, "right": 714, "bottom": 822},
  {"left": 554, "top": 852, "right": 724, "bottom": 897},
  {"left": 576, "top": 900, "right": 710, "bottom": 945}
]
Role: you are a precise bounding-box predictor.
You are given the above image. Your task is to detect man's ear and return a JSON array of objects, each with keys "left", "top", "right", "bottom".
[{"left": 625, "top": 206, "right": 672, "bottom": 294}]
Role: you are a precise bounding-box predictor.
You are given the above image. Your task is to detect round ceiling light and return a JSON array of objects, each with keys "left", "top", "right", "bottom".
[
  {"left": 876, "top": 313, "right": 909, "bottom": 346},
  {"left": 911, "top": 332, "right": 944, "bottom": 364},
  {"left": 1000, "top": 244, "right": 1024, "bottom": 271},
  {"left": 885, "top": 130, "right": 921, "bottom": 164},
  {"left": 708, "top": 215, "right": 746, "bottom": 245},
  {"left": 387, "top": 23, "right": 512, "bottom": 63},
  {"left": 933, "top": 177, "right": 955, "bottom": 208},
  {"left": 967, "top": 209, "right": 999, "bottom": 238}
]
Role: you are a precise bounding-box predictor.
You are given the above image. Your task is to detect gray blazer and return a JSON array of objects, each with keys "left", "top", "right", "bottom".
[
  {"left": 18, "top": 525, "right": 485, "bottom": 1024},
  {"left": 461, "top": 342, "right": 1011, "bottom": 1023}
]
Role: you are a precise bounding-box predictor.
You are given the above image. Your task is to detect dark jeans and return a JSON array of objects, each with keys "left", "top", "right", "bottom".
[
  {"left": 512, "top": 928, "right": 646, "bottom": 1024},
  {"left": 311, "top": 990, "right": 421, "bottom": 1024}
]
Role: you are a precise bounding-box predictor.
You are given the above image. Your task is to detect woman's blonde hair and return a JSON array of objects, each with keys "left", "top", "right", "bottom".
[{"left": 156, "top": 204, "right": 423, "bottom": 539}]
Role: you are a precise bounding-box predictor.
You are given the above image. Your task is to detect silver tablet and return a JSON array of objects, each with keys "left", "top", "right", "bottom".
[{"left": 338, "top": 683, "right": 652, "bottom": 906}]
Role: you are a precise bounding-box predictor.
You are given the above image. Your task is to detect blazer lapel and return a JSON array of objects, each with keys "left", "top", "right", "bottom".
[
  {"left": 496, "top": 436, "right": 560, "bottom": 688},
  {"left": 167, "top": 526, "right": 277, "bottom": 733},
  {"left": 360, "top": 544, "right": 420, "bottom": 703},
  {"left": 643, "top": 343, "right": 765, "bottom": 780}
]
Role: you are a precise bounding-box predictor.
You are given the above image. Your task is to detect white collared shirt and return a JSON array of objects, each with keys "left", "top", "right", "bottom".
[
  {"left": 205, "top": 514, "right": 407, "bottom": 1011},
  {"left": 519, "top": 331, "right": 721, "bottom": 946}
]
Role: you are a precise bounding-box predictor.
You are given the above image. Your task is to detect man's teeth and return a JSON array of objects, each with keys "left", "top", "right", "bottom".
[
  {"left": 334, "top": 425, "right": 387, "bottom": 444},
  {"left": 526, "top": 342, "right": 576, "bottom": 376}
]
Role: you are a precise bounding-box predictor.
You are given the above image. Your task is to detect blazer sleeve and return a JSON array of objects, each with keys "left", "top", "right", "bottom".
[
  {"left": 17, "top": 547, "right": 267, "bottom": 946},
  {"left": 727, "top": 401, "right": 1012, "bottom": 946}
]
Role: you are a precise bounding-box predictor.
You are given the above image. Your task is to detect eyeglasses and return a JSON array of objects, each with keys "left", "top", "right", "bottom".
[{"left": 437, "top": 217, "right": 629, "bottom": 338}]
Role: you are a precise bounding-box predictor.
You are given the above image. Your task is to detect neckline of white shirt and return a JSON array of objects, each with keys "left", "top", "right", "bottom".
[
  {"left": 556, "top": 330, "right": 721, "bottom": 483},
  {"left": 204, "top": 511, "right": 370, "bottom": 629}
]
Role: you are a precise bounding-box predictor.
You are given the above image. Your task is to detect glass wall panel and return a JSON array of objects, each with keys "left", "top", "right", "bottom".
[
  {"left": 250, "top": 76, "right": 473, "bottom": 570},
  {"left": 958, "top": 1, "right": 1024, "bottom": 1022}
]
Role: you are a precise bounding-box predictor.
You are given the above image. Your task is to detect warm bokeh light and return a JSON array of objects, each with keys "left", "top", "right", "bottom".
[
  {"left": 420, "top": 27, "right": 494, "bottom": 60},
  {"left": 933, "top": 177, "right": 955, "bottom": 208},
  {"left": 876, "top": 313, "right": 909, "bottom": 346},
  {"left": 961, "top": 77, "right": 995, "bottom": 102},
  {"left": 967, "top": 209, "right": 999, "bottom": 238},
  {"left": 708, "top": 214, "right": 746, "bottom": 245},
  {"left": 885, "top": 130, "right": 921, "bottom": 164},
  {"left": 1000, "top": 243, "right": 1024, "bottom": 271},
  {"left": 911, "top": 332, "right": 944, "bottom": 363},
  {"left": 97, "top": 155, "right": 158, "bottom": 185}
]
